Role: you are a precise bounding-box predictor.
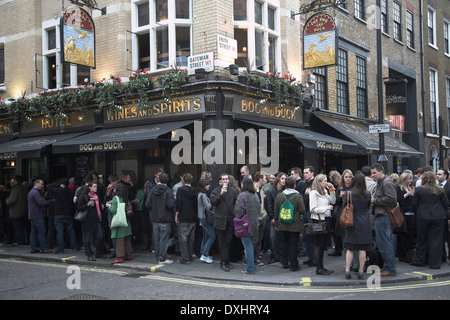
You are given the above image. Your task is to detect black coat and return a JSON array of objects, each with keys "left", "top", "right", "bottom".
[
  {"left": 343, "top": 190, "right": 373, "bottom": 245},
  {"left": 210, "top": 186, "right": 238, "bottom": 231},
  {"left": 411, "top": 186, "right": 449, "bottom": 220},
  {"left": 47, "top": 184, "right": 75, "bottom": 216},
  {"left": 146, "top": 184, "right": 175, "bottom": 223}
]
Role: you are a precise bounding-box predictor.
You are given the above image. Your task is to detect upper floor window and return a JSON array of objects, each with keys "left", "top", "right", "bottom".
[
  {"left": 336, "top": 48, "right": 349, "bottom": 114},
  {"left": 233, "top": 0, "right": 280, "bottom": 74},
  {"left": 132, "top": 0, "right": 192, "bottom": 71},
  {"left": 313, "top": 67, "right": 328, "bottom": 110},
  {"left": 355, "top": 55, "right": 367, "bottom": 118},
  {"left": 355, "top": 0, "right": 365, "bottom": 21},
  {"left": 406, "top": 10, "right": 415, "bottom": 49},
  {"left": 393, "top": 1, "right": 402, "bottom": 42},
  {"left": 0, "top": 46, "right": 4, "bottom": 85},
  {"left": 381, "top": 0, "right": 388, "bottom": 34},
  {"left": 430, "top": 69, "right": 438, "bottom": 134},
  {"left": 445, "top": 20, "right": 450, "bottom": 56},
  {"left": 41, "top": 22, "right": 90, "bottom": 90},
  {"left": 428, "top": 7, "right": 437, "bottom": 47}
]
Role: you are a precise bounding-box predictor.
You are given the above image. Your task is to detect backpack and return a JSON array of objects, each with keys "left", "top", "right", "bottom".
[{"left": 279, "top": 193, "right": 296, "bottom": 224}]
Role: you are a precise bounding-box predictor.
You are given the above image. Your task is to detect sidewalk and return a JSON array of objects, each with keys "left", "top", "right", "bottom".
[{"left": 1, "top": 244, "right": 450, "bottom": 287}]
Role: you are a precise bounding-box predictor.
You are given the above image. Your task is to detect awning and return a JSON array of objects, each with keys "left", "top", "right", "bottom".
[
  {"left": 240, "top": 120, "right": 359, "bottom": 154},
  {"left": 315, "top": 116, "right": 423, "bottom": 157},
  {"left": 0, "top": 131, "right": 88, "bottom": 159},
  {"left": 52, "top": 119, "right": 195, "bottom": 153}
]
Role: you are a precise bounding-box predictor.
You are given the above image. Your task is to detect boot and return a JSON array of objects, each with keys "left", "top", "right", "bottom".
[
  {"left": 142, "top": 234, "right": 149, "bottom": 251},
  {"left": 84, "top": 243, "right": 96, "bottom": 261}
]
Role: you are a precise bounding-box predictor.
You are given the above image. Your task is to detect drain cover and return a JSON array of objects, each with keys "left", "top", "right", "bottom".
[{"left": 62, "top": 294, "right": 106, "bottom": 300}]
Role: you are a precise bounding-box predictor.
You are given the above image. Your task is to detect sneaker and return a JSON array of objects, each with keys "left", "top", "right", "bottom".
[
  {"left": 159, "top": 259, "right": 174, "bottom": 264},
  {"left": 177, "top": 258, "right": 191, "bottom": 264},
  {"left": 200, "top": 255, "right": 214, "bottom": 264}
]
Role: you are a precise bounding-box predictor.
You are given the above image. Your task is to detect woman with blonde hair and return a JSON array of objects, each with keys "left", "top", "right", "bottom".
[
  {"left": 411, "top": 171, "right": 449, "bottom": 269},
  {"left": 309, "top": 174, "right": 336, "bottom": 275},
  {"left": 396, "top": 171, "right": 415, "bottom": 262}
]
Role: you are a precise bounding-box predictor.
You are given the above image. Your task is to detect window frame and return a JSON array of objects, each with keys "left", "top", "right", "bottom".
[
  {"left": 406, "top": 9, "right": 415, "bottom": 50},
  {"left": 429, "top": 68, "right": 439, "bottom": 134},
  {"left": 428, "top": 7, "right": 438, "bottom": 49},
  {"left": 131, "top": 0, "right": 193, "bottom": 72},
  {"left": 393, "top": 1, "right": 402, "bottom": 43},
  {"left": 444, "top": 20, "right": 450, "bottom": 57},
  {"left": 336, "top": 48, "right": 349, "bottom": 115}
]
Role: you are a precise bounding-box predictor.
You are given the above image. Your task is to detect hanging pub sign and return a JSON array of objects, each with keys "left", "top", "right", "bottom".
[
  {"left": 385, "top": 79, "right": 407, "bottom": 116},
  {"left": 303, "top": 13, "right": 336, "bottom": 69},
  {"left": 61, "top": 7, "right": 96, "bottom": 68}
]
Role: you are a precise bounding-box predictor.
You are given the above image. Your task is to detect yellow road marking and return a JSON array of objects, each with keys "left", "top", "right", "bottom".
[
  {"left": 300, "top": 277, "right": 312, "bottom": 286},
  {"left": 61, "top": 256, "right": 77, "bottom": 263},
  {"left": 412, "top": 271, "right": 433, "bottom": 280}
]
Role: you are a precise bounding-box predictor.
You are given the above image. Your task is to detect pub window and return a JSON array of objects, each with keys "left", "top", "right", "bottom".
[
  {"left": 355, "top": 55, "right": 367, "bottom": 118},
  {"left": 393, "top": 1, "right": 402, "bottom": 42},
  {"left": 233, "top": 1, "right": 280, "bottom": 73},
  {"left": 338, "top": 0, "right": 347, "bottom": 10},
  {"left": 381, "top": 0, "right": 388, "bottom": 34},
  {"left": 406, "top": 10, "right": 415, "bottom": 49},
  {"left": 336, "top": 49, "right": 349, "bottom": 114},
  {"left": 428, "top": 7, "right": 437, "bottom": 47},
  {"left": 42, "top": 23, "right": 90, "bottom": 89},
  {"left": 313, "top": 67, "right": 328, "bottom": 110},
  {"left": 430, "top": 69, "right": 438, "bottom": 134},
  {"left": 355, "top": 0, "right": 365, "bottom": 21},
  {"left": 131, "top": 0, "right": 192, "bottom": 71}
]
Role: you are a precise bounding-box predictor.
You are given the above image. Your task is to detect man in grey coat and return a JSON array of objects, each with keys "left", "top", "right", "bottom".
[{"left": 371, "top": 163, "right": 398, "bottom": 276}]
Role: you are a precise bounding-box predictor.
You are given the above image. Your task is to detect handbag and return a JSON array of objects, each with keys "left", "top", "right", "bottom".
[
  {"left": 111, "top": 196, "right": 128, "bottom": 228},
  {"left": 305, "top": 219, "right": 328, "bottom": 235},
  {"left": 205, "top": 206, "right": 215, "bottom": 225},
  {"left": 233, "top": 192, "right": 251, "bottom": 237},
  {"left": 388, "top": 202, "right": 404, "bottom": 228},
  {"left": 125, "top": 204, "right": 134, "bottom": 218},
  {"left": 74, "top": 208, "right": 89, "bottom": 222},
  {"left": 340, "top": 191, "right": 354, "bottom": 228}
]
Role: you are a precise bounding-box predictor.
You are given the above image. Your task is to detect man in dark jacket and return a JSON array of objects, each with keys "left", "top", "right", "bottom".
[
  {"left": 5, "top": 175, "right": 28, "bottom": 245},
  {"left": 210, "top": 173, "right": 238, "bottom": 271},
  {"left": 47, "top": 178, "right": 79, "bottom": 253},
  {"left": 371, "top": 163, "right": 397, "bottom": 276},
  {"left": 175, "top": 172, "right": 197, "bottom": 264},
  {"left": 146, "top": 173, "right": 175, "bottom": 264}
]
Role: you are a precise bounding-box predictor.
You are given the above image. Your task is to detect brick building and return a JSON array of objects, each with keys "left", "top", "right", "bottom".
[{"left": 0, "top": 0, "right": 445, "bottom": 186}]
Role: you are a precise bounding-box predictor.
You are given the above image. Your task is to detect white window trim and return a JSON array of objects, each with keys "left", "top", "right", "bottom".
[
  {"left": 428, "top": 6, "right": 438, "bottom": 50},
  {"left": 444, "top": 19, "right": 450, "bottom": 58},
  {"left": 131, "top": 0, "right": 193, "bottom": 72},
  {"left": 429, "top": 68, "right": 439, "bottom": 134},
  {"left": 0, "top": 36, "right": 5, "bottom": 90},
  {"left": 234, "top": 0, "right": 281, "bottom": 74}
]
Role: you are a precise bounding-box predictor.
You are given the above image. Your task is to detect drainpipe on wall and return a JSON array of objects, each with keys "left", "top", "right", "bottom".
[{"left": 419, "top": 0, "right": 426, "bottom": 138}]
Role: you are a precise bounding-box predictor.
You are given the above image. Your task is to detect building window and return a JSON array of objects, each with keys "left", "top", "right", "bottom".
[
  {"left": 338, "top": 1, "right": 347, "bottom": 10},
  {"left": 445, "top": 20, "right": 450, "bottom": 56},
  {"left": 234, "top": 0, "right": 247, "bottom": 21},
  {"left": 406, "top": 10, "right": 415, "bottom": 49},
  {"left": 393, "top": 1, "right": 402, "bottom": 42},
  {"left": 131, "top": 0, "right": 192, "bottom": 71},
  {"left": 430, "top": 69, "right": 438, "bottom": 134},
  {"left": 313, "top": 67, "right": 328, "bottom": 110},
  {"left": 381, "top": 0, "right": 388, "bottom": 34},
  {"left": 356, "top": 56, "right": 367, "bottom": 118},
  {"left": 0, "top": 47, "right": 4, "bottom": 85},
  {"left": 336, "top": 49, "right": 349, "bottom": 114},
  {"left": 42, "top": 23, "right": 90, "bottom": 89},
  {"left": 428, "top": 7, "right": 437, "bottom": 47},
  {"left": 446, "top": 77, "right": 450, "bottom": 135},
  {"left": 233, "top": 0, "right": 280, "bottom": 74},
  {"left": 355, "top": 0, "right": 365, "bottom": 21}
]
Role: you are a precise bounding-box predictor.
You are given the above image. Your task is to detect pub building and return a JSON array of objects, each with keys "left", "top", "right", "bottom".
[{"left": 0, "top": 0, "right": 424, "bottom": 187}]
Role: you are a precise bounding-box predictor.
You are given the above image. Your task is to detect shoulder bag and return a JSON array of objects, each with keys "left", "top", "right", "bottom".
[
  {"left": 340, "top": 191, "right": 354, "bottom": 228},
  {"left": 111, "top": 196, "right": 128, "bottom": 228},
  {"left": 74, "top": 208, "right": 89, "bottom": 222},
  {"left": 233, "top": 192, "right": 251, "bottom": 237},
  {"left": 305, "top": 218, "right": 328, "bottom": 235},
  {"left": 388, "top": 202, "right": 404, "bottom": 228}
]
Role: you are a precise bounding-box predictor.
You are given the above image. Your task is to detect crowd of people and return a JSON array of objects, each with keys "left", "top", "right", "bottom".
[{"left": 1, "top": 163, "right": 449, "bottom": 279}]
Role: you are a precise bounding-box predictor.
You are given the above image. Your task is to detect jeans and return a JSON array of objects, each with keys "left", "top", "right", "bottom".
[
  {"left": 374, "top": 214, "right": 396, "bottom": 273},
  {"left": 153, "top": 222, "right": 171, "bottom": 262},
  {"left": 240, "top": 236, "right": 256, "bottom": 273},
  {"left": 30, "top": 217, "right": 47, "bottom": 251},
  {"left": 199, "top": 218, "right": 216, "bottom": 257},
  {"left": 178, "top": 222, "right": 196, "bottom": 262},
  {"left": 54, "top": 215, "right": 79, "bottom": 253}
]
